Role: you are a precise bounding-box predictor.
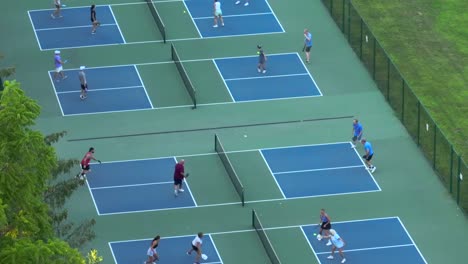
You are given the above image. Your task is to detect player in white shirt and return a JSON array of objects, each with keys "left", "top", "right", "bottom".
[
  {"left": 187, "top": 232, "right": 204, "bottom": 264},
  {"left": 213, "top": 0, "right": 224, "bottom": 28},
  {"left": 322, "top": 229, "right": 346, "bottom": 263}
]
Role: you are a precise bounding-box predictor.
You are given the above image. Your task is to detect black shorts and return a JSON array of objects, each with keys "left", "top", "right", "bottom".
[
  {"left": 352, "top": 135, "right": 362, "bottom": 141},
  {"left": 321, "top": 222, "right": 331, "bottom": 230},
  {"left": 81, "top": 84, "right": 88, "bottom": 90},
  {"left": 81, "top": 164, "right": 90, "bottom": 170},
  {"left": 191, "top": 245, "right": 199, "bottom": 252},
  {"left": 55, "top": 4, "right": 60, "bottom": 9},
  {"left": 174, "top": 179, "right": 182, "bottom": 186},
  {"left": 305, "top": 46, "right": 311, "bottom": 52},
  {"left": 363, "top": 154, "right": 373, "bottom": 161}
]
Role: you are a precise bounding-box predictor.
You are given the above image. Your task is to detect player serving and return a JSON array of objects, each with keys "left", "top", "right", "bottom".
[{"left": 76, "top": 147, "right": 101, "bottom": 180}]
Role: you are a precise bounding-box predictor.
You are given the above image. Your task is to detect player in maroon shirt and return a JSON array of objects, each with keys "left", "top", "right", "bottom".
[
  {"left": 174, "top": 159, "right": 189, "bottom": 196},
  {"left": 76, "top": 147, "right": 101, "bottom": 180}
]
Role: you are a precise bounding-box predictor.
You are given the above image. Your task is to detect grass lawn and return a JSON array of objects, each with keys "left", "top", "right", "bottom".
[{"left": 351, "top": 0, "right": 468, "bottom": 159}]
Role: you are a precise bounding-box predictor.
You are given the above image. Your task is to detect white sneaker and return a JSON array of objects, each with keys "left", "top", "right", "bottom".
[
  {"left": 326, "top": 241, "right": 332, "bottom": 246},
  {"left": 222, "top": 23, "right": 224, "bottom": 26},
  {"left": 371, "top": 166, "right": 376, "bottom": 173},
  {"left": 179, "top": 189, "right": 185, "bottom": 192},
  {"left": 341, "top": 259, "right": 347, "bottom": 263},
  {"left": 257, "top": 68, "right": 261, "bottom": 73},
  {"left": 262, "top": 70, "right": 266, "bottom": 74},
  {"left": 213, "top": 24, "right": 218, "bottom": 28},
  {"left": 51, "top": 14, "right": 55, "bottom": 19},
  {"left": 244, "top": 2, "right": 249, "bottom": 6},
  {"left": 235, "top": 1, "right": 240, "bottom": 4},
  {"left": 327, "top": 255, "right": 334, "bottom": 259},
  {"left": 174, "top": 190, "right": 178, "bottom": 196}
]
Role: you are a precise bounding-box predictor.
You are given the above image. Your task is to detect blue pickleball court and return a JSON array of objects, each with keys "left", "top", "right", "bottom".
[
  {"left": 86, "top": 157, "right": 196, "bottom": 215},
  {"left": 260, "top": 142, "right": 380, "bottom": 198},
  {"left": 302, "top": 217, "right": 427, "bottom": 264},
  {"left": 214, "top": 53, "right": 322, "bottom": 102},
  {"left": 28, "top": 6, "right": 125, "bottom": 50}
]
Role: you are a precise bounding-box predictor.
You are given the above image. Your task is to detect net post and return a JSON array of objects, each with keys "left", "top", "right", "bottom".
[
  {"left": 450, "top": 146, "right": 454, "bottom": 193},
  {"left": 251, "top": 209, "right": 255, "bottom": 227},
  {"left": 241, "top": 190, "right": 245, "bottom": 207}
]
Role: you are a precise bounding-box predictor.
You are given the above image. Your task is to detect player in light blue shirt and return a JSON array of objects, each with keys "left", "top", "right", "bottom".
[
  {"left": 361, "top": 138, "right": 376, "bottom": 173},
  {"left": 303, "top": 29, "right": 312, "bottom": 63},
  {"left": 323, "top": 229, "right": 346, "bottom": 263},
  {"left": 352, "top": 119, "right": 363, "bottom": 148}
]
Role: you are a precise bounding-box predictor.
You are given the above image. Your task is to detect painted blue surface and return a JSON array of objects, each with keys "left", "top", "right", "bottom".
[
  {"left": 275, "top": 167, "right": 378, "bottom": 198},
  {"left": 261, "top": 143, "right": 362, "bottom": 173},
  {"left": 185, "top": 0, "right": 272, "bottom": 17},
  {"left": 302, "top": 218, "right": 426, "bottom": 264},
  {"left": 30, "top": 6, "right": 124, "bottom": 49},
  {"left": 87, "top": 158, "right": 176, "bottom": 188},
  {"left": 194, "top": 13, "right": 283, "bottom": 37},
  {"left": 92, "top": 183, "right": 196, "bottom": 214},
  {"left": 52, "top": 66, "right": 140, "bottom": 92},
  {"left": 111, "top": 235, "right": 222, "bottom": 264},
  {"left": 57, "top": 86, "right": 151, "bottom": 115}
]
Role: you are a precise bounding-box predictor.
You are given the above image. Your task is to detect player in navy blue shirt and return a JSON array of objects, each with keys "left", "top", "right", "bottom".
[
  {"left": 352, "top": 119, "right": 363, "bottom": 148},
  {"left": 361, "top": 138, "right": 376, "bottom": 173}
]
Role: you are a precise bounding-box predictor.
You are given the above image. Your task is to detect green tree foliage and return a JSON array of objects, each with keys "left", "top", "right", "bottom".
[
  {"left": 44, "top": 132, "right": 96, "bottom": 249},
  {"left": 0, "top": 54, "right": 15, "bottom": 91},
  {"left": 0, "top": 80, "right": 89, "bottom": 263}
]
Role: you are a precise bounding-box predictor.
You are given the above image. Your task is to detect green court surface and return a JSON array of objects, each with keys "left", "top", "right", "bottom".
[{"left": 2, "top": 0, "right": 467, "bottom": 263}]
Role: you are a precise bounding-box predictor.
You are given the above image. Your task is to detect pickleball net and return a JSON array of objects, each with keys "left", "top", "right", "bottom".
[
  {"left": 252, "top": 210, "right": 282, "bottom": 264},
  {"left": 214, "top": 134, "right": 245, "bottom": 206},
  {"left": 145, "top": 0, "right": 166, "bottom": 43},
  {"left": 171, "top": 44, "right": 197, "bottom": 109}
]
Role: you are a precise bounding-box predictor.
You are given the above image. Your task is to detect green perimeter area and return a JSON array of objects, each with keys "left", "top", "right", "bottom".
[
  {"left": 1, "top": 0, "right": 468, "bottom": 263},
  {"left": 351, "top": 0, "right": 468, "bottom": 158}
]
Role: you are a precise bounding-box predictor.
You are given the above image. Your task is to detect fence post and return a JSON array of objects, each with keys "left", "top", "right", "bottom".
[
  {"left": 433, "top": 125, "right": 437, "bottom": 169},
  {"left": 401, "top": 80, "right": 405, "bottom": 122},
  {"left": 450, "top": 146, "right": 454, "bottom": 193},
  {"left": 372, "top": 38, "right": 376, "bottom": 79},
  {"left": 456, "top": 155, "right": 461, "bottom": 204},
  {"left": 347, "top": 0, "right": 351, "bottom": 42},
  {"left": 386, "top": 58, "right": 390, "bottom": 100},
  {"left": 342, "top": 0, "right": 346, "bottom": 33},
  {"left": 417, "top": 101, "right": 421, "bottom": 146},
  {"left": 359, "top": 19, "right": 363, "bottom": 59}
]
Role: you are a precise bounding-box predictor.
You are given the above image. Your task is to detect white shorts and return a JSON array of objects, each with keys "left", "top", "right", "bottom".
[
  {"left": 147, "top": 247, "right": 156, "bottom": 256},
  {"left": 215, "top": 10, "right": 222, "bottom": 16},
  {"left": 55, "top": 66, "right": 63, "bottom": 72}
]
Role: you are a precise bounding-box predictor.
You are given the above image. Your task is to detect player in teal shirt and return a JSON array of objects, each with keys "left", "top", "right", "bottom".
[{"left": 361, "top": 138, "right": 376, "bottom": 173}]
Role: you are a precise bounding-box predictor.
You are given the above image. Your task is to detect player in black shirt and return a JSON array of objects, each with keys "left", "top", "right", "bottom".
[{"left": 91, "top": 5, "right": 101, "bottom": 34}]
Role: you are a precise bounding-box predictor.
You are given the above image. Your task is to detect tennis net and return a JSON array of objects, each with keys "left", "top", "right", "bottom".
[
  {"left": 145, "top": 0, "right": 166, "bottom": 43},
  {"left": 214, "top": 134, "right": 245, "bottom": 206},
  {"left": 171, "top": 44, "right": 197, "bottom": 109},
  {"left": 252, "top": 210, "right": 282, "bottom": 264}
]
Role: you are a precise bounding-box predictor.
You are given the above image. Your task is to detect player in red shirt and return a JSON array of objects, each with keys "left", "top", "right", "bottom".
[
  {"left": 174, "top": 159, "right": 189, "bottom": 196},
  {"left": 76, "top": 147, "right": 101, "bottom": 180}
]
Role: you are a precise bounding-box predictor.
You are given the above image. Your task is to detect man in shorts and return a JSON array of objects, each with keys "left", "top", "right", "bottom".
[
  {"left": 51, "top": 0, "right": 63, "bottom": 18},
  {"left": 257, "top": 45, "right": 267, "bottom": 74},
  {"left": 76, "top": 147, "right": 101, "bottom": 180},
  {"left": 53, "top": 50, "right": 67, "bottom": 81},
  {"left": 78, "top": 66, "right": 88, "bottom": 100},
  {"left": 361, "top": 138, "right": 376, "bottom": 173},
  {"left": 91, "top": 5, "right": 101, "bottom": 34},
  {"left": 174, "top": 159, "right": 188, "bottom": 196},
  {"left": 213, "top": 0, "right": 224, "bottom": 27},
  {"left": 351, "top": 119, "right": 363, "bottom": 148},
  {"left": 187, "top": 232, "right": 204, "bottom": 264},
  {"left": 303, "top": 29, "right": 312, "bottom": 63},
  {"left": 323, "top": 229, "right": 346, "bottom": 263}
]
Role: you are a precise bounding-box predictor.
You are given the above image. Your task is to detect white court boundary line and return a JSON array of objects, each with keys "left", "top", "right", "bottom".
[
  {"left": 56, "top": 85, "right": 143, "bottom": 94},
  {"left": 265, "top": 0, "right": 286, "bottom": 33},
  {"left": 315, "top": 244, "right": 415, "bottom": 255},
  {"left": 108, "top": 233, "right": 224, "bottom": 264},
  {"left": 109, "top": 5, "right": 127, "bottom": 43},
  {"left": 87, "top": 141, "right": 381, "bottom": 216},
  {"left": 133, "top": 65, "right": 154, "bottom": 109},
  {"left": 193, "top": 12, "right": 273, "bottom": 20},
  {"left": 258, "top": 149, "right": 286, "bottom": 198},
  {"left": 90, "top": 181, "right": 173, "bottom": 190},
  {"left": 48, "top": 72, "right": 65, "bottom": 116},
  {"left": 27, "top": 11, "right": 43, "bottom": 50},
  {"left": 46, "top": 53, "right": 322, "bottom": 116},
  {"left": 350, "top": 142, "right": 382, "bottom": 191},
  {"left": 212, "top": 59, "right": 235, "bottom": 102},
  {"left": 35, "top": 23, "right": 116, "bottom": 31},
  {"left": 224, "top": 73, "right": 309, "bottom": 82},
  {"left": 182, "top": 0, "right": 202, "bottom": 38}
]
